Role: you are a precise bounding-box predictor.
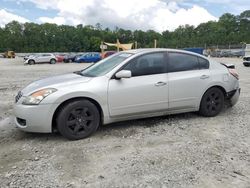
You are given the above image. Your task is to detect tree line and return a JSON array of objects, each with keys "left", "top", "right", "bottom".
[{"left": 0, "top": 10, "right": 250, "bottom": 53}]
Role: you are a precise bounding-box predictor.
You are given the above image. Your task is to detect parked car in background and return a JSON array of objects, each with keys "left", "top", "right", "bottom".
[
  {"left": 243, "top": 61, "right": 250, "bottom": 67},
  {"left": 73, "top": 54, "right": 85, "bottom": 62},
  {"left": 101, "top": 51, "right": 116, "bottom": 59},
  {"left": 14, "top": 49, "right": 240, "bottom": 140},
  {"left": 24, "top": 53, "right": 57, "bottom": 65},
  {"left": 75, "top": 52, "right": 101, "bottom": 63},
  {"left": 243, "top": 56, "right": 250, "bottom": 67},
  {"left": 63, "top": 54, "right": 77, "bottom": 63},
  {"left": 55, "top": 54, "right": 66, "bottom": 62},
  {"left": 243, "top": 56, "right": 250, "bottom": 61}
]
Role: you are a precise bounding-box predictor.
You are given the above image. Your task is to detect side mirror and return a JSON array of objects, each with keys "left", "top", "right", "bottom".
[{"left": 115, "top": 70, "right": 132, "bottom": 79}]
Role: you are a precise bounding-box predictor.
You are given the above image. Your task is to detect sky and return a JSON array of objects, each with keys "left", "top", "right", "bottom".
[{"left": 0, "top": 0, "right": 249, "bottom": 32}]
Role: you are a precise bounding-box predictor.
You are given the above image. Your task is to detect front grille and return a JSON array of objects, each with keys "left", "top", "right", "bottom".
[{"left": 15, "top": 91, "right": 23, "bottom": 103}]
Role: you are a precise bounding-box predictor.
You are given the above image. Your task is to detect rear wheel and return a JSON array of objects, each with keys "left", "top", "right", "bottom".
[
  {"left": 199, "top": 87, "right": 224, "bottom": 117},
  {"left": 57, "top": 100, "right": 100, "bottom": 140}
]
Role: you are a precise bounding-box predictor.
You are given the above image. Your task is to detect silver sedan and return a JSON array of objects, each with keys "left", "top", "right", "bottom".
[{"left": 14, "top": 49, "right": 240, "bottom": 140}]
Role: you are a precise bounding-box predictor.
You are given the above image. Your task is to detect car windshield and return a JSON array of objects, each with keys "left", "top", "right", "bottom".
[{"left": 79, "top": 53, "right": 133, "bottom": 77}]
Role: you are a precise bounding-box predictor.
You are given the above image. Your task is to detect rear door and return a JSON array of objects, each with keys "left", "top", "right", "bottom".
[
  {"left": 108, "top": 52, "right": 169, "bottom": 117},
  {"left": 167, "top": 52, "right": 211, "bottom": 110},
  {"left": 44, "top": 54, "right": 52, "bottom": 62}
]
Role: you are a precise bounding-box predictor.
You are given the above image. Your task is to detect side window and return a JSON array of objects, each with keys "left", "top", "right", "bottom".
[
  {"left": 168, "top": 53, "right": 199, "bottom": 73},
  {"left": 123, "top": 53, "right": 166, "bottom": 77},
  {"left": 198, "top": 57, "right": 209, "bottom": 69}
]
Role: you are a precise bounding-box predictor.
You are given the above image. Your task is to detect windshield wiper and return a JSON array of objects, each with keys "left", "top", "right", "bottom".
[
  {"left": 73, "top": 71, "right": 95, "bottom": 77},
  {"left": 73, "top": 71, "right": 84, "bottom": 76}
]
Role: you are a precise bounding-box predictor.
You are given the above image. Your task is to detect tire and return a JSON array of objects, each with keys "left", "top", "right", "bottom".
[
  {"left": 199, "top": 87, "right": 224, "bottom": 117},
  {"left": 28, "top": 60, "right": 35, "bottom": 65},
  {"left": 50, "top": 59, "right": 56, "bottom": 64},
  {"left": 57, "top": 100, "right": 100, "bottom": 140}
]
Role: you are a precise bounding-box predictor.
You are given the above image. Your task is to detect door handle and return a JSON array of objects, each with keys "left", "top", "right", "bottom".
[
  {"left": 155, "top": 81, "right": 167, "bottom": 86},
  {"left": 200, "top": 75, "right": 210, "bottom": 79}
]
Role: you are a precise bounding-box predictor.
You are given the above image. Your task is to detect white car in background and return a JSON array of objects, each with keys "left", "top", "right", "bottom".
[
  {"left": 24, "top": 53, "right": 57, "bottom": 65},
  {"left": 15, "top": 49, "right": 240, "bottom": 140},
  {"left": 243, "top": 56, "right": 250, "bottom": 67}
]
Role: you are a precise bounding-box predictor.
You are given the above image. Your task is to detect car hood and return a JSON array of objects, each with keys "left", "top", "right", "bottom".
[{"left": 21, "top": 73, "right": 91, "bottom": 95}]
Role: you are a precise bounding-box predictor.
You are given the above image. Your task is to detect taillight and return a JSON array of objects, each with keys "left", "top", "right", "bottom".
[{"left": 228, "top": 68, "right": 239, "bottom": 80}]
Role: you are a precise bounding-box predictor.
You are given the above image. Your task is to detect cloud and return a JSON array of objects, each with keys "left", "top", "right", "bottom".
[
  {"left": 0, "top": 9, "right": 29, "bottom": 27},
  {"left": 151, "top": 5, "right": 218, "bottom": 31},
  {"left": 24, "top": 0, "right": 218, "bottom": 31}
]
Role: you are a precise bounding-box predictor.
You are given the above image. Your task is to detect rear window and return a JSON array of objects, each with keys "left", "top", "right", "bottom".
[
  {"left": 198, "top": 57, "right": 209, "bottom": 69},
  {"left": 168, "top": 52, "right": 199, "bottom": 73}
]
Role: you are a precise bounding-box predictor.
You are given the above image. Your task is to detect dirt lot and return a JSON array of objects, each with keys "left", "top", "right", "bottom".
[{"left": 0, "top": 57, "right": 250, "bottom": 188}]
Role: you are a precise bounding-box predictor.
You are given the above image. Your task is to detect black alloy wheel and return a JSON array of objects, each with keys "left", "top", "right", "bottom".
[
  {"left": 28, "top": 60, "right": 35, "bottom": 65},
  {"left": 199, "top": 87, "right": 224, "bottom": 117},
  {"left": 57, "top": 100, "right": 100, "bottom": 140},
  {"left": 50, "top": 59, "right": 56, "bottom": 64}
]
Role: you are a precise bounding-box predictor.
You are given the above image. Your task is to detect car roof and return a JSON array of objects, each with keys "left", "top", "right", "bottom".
[{"left": 123, "top": 48, "right": 206, "bottom": 58}]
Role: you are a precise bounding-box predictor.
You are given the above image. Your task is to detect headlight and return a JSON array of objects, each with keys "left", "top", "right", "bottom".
[{"left": 22, "top": 88, "right": 57, "bottom": 105}]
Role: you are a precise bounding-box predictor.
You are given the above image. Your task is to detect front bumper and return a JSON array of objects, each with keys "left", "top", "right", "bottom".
[
  {"left": 14, "top": 103, "right": 57, "bottom": 133},
  {"left": 227, "top": 88, "right": 240, "bottom": 106},
  {"left": 243, "top": 61, "right": 250, "bottom": 66}
]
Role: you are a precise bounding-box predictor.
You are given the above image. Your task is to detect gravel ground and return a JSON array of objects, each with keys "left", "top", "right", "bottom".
[{"left": 0, "top": 57, "right": 250, "bottom": 188}]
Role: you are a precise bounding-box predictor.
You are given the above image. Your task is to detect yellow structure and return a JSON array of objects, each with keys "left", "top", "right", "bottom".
[
  {"left": 3, "top": 51, "right": 15, "bottom": 58},
  {"left": 104, "top": 39, "right": 134, "bottom": 51}
]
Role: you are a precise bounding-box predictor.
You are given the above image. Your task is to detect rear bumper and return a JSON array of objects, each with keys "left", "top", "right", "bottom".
[{"left": 226, "top": 88, "right": 240, "bottom": 106}]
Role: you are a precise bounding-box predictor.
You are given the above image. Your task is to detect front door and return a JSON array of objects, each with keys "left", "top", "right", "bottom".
[{"left": 108, "top": 52, "right": 169, "bottom": 117}]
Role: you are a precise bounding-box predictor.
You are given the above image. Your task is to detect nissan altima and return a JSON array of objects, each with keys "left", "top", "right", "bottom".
[{"left": 14, "top": 49, "right": 240, "bottom": 140}]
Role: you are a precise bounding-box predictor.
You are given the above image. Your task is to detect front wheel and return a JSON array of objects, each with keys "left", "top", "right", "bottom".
[
  {"left": 28, "top": 60, "right": 35, "bottom": 65},
  {"left": 57, "top": 100, "right": 100, "bottom": 140},
  {"left": 199, "top": 87, "right": 224, "bottom": 117}
]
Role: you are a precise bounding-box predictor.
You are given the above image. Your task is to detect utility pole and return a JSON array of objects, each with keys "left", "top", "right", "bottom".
[
  {"left": 134, "top": 41, "right": 138, "bottom": 49},
  {"left": 117, "top": 39, "right": 120, "bottom": 52},
  {"left": 154, "top": 39, "right": 157, "bottom": 48},
  {"left": 101, "top": 41, "right": 104, "bottom": 57}
]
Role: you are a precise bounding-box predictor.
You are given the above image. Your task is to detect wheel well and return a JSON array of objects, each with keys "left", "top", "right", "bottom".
[
  {"left": 203, "top": 86, "right": 227, "bottom": 98},
  {"left": 52, "top": 97, "right": 104, "bottom": 132},
  {"left": 211, "top": 86, "right": 226, "bottom": 97},
  {"left": 200, "top": 85, "right": 227, "bottom": 102}
]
